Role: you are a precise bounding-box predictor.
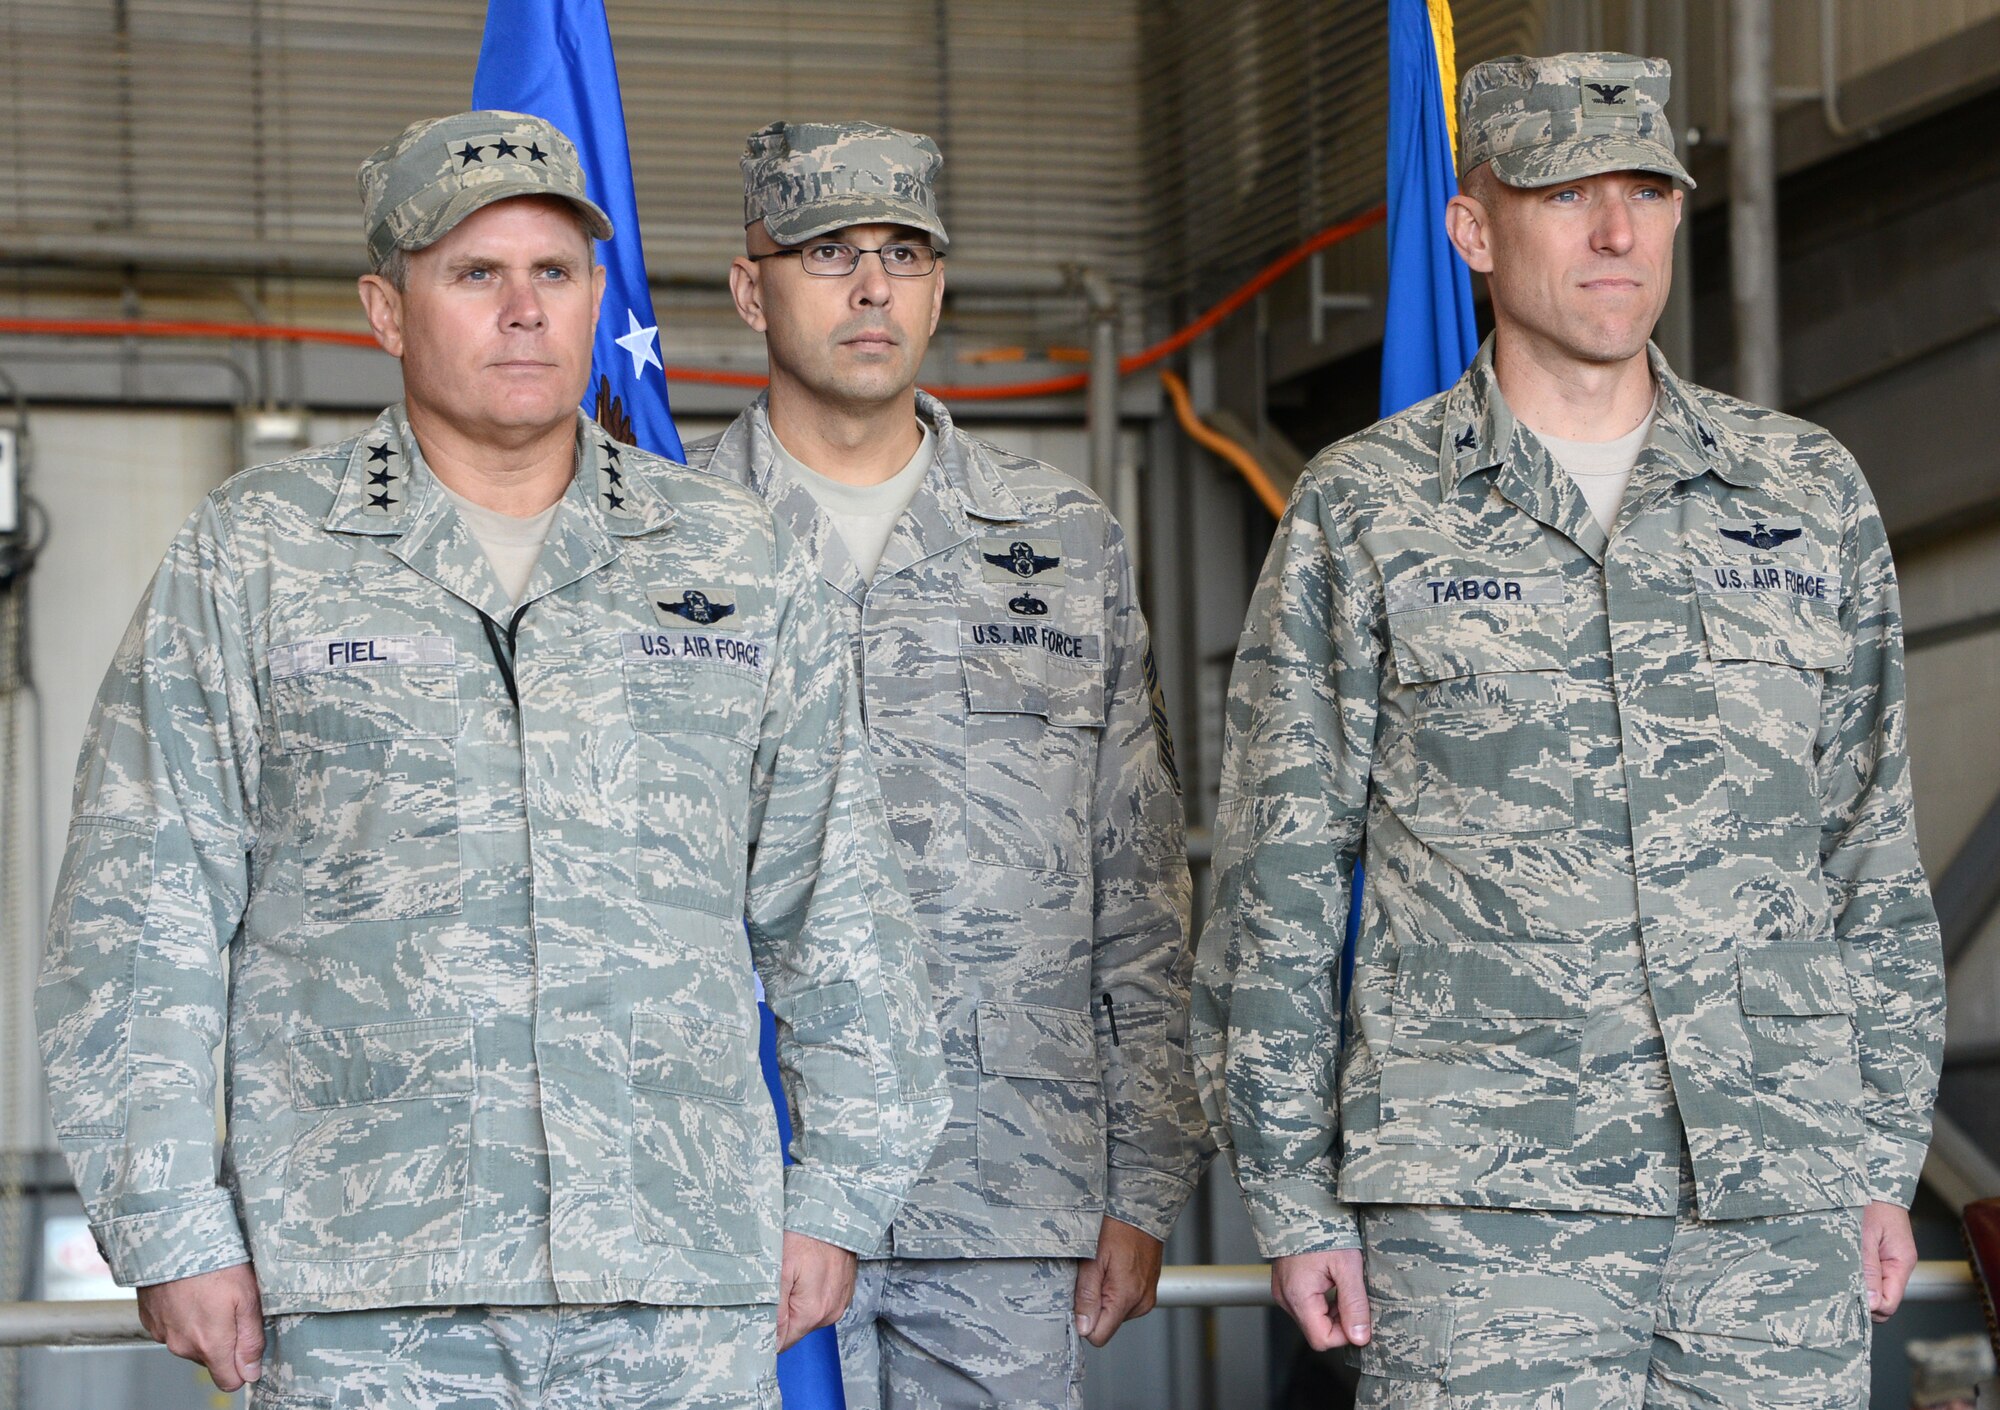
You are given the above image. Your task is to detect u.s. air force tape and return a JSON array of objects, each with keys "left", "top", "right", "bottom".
[
  {"left": 1385, "top": 575, "right": 1565, "bottom": 615},
  {"left": 965, "top": 620, "right": 1100, "bottom": 663},
  {"left": 621, "top": 629, "right": 772, "bottom": 677},
  {"left": 1692, "top": 562, "right": 1836, "bottom": 605},
  {"left": 269, "top": 634, "right": 457, "bottom": 679}
]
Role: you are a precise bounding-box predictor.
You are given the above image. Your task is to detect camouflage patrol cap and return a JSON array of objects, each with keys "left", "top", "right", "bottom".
[
  {"left": 1458, "top": 52, "right": 1694, "bottom": 190},
  {"left": 358, "top": 111, "right": 614, "bottom": 268},
  {"left": 742, "top": 121, "right": 950, "bottom": 255}
]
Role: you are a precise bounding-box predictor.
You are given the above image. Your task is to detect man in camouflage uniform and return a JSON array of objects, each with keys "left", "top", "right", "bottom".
[
  {"left": 35, "top": 110, "right": 948, "bottom": 1407},
  {"left": 687, "top": 121, "right": 1203, "bottom": 1408},
  {"left": 1192, "top": 53, "right": 1944, "bottom": 1406}
]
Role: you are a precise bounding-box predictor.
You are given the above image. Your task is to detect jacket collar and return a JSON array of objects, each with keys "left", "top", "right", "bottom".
[
  {"left": 710, "top": 390, "right": 1030, "bottom": 603},
  {"left": 324, "top": 407, "right": 673, "bottom": 618},
  {"left": 1436, "top": 339, "right": 1755, "bottom": 494}
]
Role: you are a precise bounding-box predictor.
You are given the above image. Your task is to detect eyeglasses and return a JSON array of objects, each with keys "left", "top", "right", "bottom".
[{"left": 748, "top": 241, "right": 941, "bottom": 278}]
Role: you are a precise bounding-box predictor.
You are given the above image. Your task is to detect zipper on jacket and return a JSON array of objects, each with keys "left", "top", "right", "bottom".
[
  {"left": 481, "top": 604, "right": 529, "bottom": 711},
  {"left": 1102, "top": 993, "right": 1120, "bottom": 1047}
]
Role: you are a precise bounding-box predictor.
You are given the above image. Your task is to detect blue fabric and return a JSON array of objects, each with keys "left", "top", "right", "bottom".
[
  {"left": 478, "top": 8, "right": 838, "bottom": 1402},
  {"left": 1380, "top": 0, "right": 1479, "bottom": 419},
  {"left": 473, "top": 0, "right": 684, "bottom": 459}
]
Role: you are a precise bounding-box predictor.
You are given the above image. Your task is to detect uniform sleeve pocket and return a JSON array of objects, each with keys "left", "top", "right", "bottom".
[
  {"left": 1737, "top": 944, "right": 1854, "bottom": 1016},
  {"left": 781, "top": 980, "right": 885, "bottom": 1168},
  {"left": 37, "top": 817, "right": 157, "bottom": 1135}
]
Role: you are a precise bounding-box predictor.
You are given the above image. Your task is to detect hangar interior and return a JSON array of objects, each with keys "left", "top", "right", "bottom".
[{"left": 3, "top": 2, "right": 2000, "bottom": 1406}]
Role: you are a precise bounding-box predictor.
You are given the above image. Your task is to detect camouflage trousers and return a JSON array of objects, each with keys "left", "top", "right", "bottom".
[
  {"left": 249, "top": 1303, "right": 777, "bottom": 1410},
  {"left": 836, "top": 1257, "right": 1083, "bottom": 1410},
  {"left": 1349, "top": 1187, "right": 1868, "bottom": 1409}
]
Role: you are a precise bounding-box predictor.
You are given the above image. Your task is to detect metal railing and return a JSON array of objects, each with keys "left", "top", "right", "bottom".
[{"left": 0, "top": 1261, "right": 1978, "bottom": 1348}]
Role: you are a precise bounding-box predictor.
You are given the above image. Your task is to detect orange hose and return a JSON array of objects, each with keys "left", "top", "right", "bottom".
[
  {"left": 1158, "top": 368, "right": 1288, "bottom": 519},
  {"left": 0, "top": 203, "right": 1388, "bottom": 405}
]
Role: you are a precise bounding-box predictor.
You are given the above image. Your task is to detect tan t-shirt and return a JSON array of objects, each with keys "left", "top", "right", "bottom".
[
  {"left": 436, "top": 479, "right": 562, "bottom": 607},
  {"left": 1539, "top": 403, "right": 1656, "bottom": 537},
  {"left": 772, "top": 422, "right": 934, "bottom": 582}
]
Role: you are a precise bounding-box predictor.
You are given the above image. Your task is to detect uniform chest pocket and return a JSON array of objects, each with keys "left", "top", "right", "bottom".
[
  {"left": 962, "top": 629, "right": 1106, "bottom": 876},
  {"left": 1698, "top": 591, "right": 1845, "bottom": 827},
  {"left": 271, "top": 661, "right": 462, "bottom": 924},
  {"left": 619, "top": 653, "right": 766, "bottom": 914},
  {"left": 1384, "top": 605, "right": 1576, "bottom": 838}
]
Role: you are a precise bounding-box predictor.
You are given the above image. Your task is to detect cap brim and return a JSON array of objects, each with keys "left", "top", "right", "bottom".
[
  {"left": 761, "top": 196, "right": 950, "bottom": 254},
  {"left": 403, "top": 182, "right": 615, "bottom": 253},
  {"left": 1490, "top": 134, "right": 1696, "bottom": 190}
]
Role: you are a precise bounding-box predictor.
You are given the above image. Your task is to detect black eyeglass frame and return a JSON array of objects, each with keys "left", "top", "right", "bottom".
[{"left": 746, "top": 241, "right": 943, "bottom": 278}]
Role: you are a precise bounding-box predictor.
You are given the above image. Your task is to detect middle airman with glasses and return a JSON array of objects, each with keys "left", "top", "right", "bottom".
[{"left": 687, "top": 120, "right": 1206, "bottom": 1410}]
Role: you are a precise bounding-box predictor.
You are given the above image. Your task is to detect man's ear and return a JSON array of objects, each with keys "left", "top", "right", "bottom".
[
  {"left": 729, "top": 256, "right": 770, "bottom": 335},
  {"left": 927, "top": 261, "right": 945, "bottom": 337},
  {"left": 356, "top": 274, "right": 406, "bottom": 358},
  {"left": 1445, "top": 192, "right": 1496, "bottom": 275},
  {"left": 589, "top": 258, "right": 608, "bottom": 336}
]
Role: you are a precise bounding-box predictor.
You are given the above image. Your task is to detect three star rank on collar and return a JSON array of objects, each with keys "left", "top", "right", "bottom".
[
  {"left": 596, "top": 439, "right": 635, "bottom": 515},
  {"left": 361, "top": 440, "right": 405, "bottom": 515}
]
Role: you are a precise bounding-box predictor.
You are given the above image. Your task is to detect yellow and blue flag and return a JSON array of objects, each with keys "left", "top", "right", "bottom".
[
  {"left": 476, "top": 6, "right": 844, "bottom": 1405},
  {"left": 474, "top": 0, "right": 683, "bottom": 459},
  {"left": 1380, "top": 0, "right": 1479, "bottom": 416}
]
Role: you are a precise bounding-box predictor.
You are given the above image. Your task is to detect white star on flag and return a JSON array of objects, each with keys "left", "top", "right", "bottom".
[{"left": 613, "top": 309, "right": 663, "bottom": 379}]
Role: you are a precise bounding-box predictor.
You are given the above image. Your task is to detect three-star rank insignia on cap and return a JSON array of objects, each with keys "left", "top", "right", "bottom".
[
  {"left": 654, "top": 589, "right": 736, "bottom": 627},
  {"left": 596, "top": 440, "right": 637, "bottom": 516},
  {"left": 361, "top": 440, "right": 406, "bottom": 515},
  {"left": 979, "top": 536, "right": 1064, "bottom": 584}
]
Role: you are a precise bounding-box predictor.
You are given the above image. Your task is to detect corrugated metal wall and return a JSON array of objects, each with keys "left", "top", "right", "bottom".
[
  {"left": 7, "top": 0, "right": 2000, "bottom": 345},
  {"left": 1138, "top": 0, "right": 1545, "bottom": 304},
  {"left": 0, "top": 0, "right": 1144, "bottom": 282}
]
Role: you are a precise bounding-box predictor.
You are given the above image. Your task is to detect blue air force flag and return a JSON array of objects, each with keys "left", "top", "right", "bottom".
[
  {"left": 474, "top": 0, "right": 683, "bottom": 458},
  {"left": 1380, "top": 0, "right": 1479, "bottom": 418}
]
